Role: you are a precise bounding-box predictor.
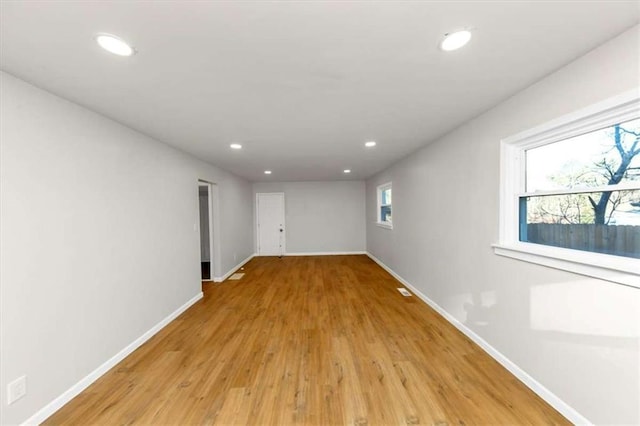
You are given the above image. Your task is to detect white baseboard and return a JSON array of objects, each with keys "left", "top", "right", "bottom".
[
  {"left": 365, "top": 252, "right": 591, "bottom": 426},
  {"left": 21, "top": 292, "right": 204, "bottom": 426},
  {"left": 213, "top": 253, "right": 255, "bottom": 282},
  {"left": 284, "top": 251, "right": 366, "bottom": 256}
]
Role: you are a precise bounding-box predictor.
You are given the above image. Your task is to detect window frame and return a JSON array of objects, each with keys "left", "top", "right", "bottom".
[
  {"left": 494, "top": 89, "right": 640, "bottom": 289},
  {"left": 376, "top": 182, "right": 393, "bottom": 229}
]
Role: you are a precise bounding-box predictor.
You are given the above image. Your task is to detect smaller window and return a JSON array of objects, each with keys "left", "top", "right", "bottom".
[{"left": 377, "top": 182, "right": 392, "bottom": 228}]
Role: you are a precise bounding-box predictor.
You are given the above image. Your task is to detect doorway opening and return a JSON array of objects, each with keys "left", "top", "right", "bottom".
[{"left": 198, "top": 181, "right": 218, "bottom": 281}]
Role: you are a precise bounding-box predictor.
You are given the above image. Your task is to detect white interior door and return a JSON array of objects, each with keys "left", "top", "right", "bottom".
[{"left": 257, "top": 193, "right": 285, "bottom": 256}]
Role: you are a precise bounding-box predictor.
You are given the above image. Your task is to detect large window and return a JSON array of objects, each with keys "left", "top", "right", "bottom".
[
  {"left": 377, "top": 182, "right": 392, "bottom": 228},
  {"left": 495, "top": 90, "right": 639, "bottom": 288}
]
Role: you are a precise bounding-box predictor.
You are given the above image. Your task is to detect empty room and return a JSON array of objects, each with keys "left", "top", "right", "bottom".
[{"left": 1, "top": 1, "right": 639, "bottom": 425}]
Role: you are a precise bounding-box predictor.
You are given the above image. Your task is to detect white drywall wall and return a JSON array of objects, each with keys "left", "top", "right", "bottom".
[
  {"left": 253, "top": 181, "right": 366, "bottom": 254},
  {"left": 0, "top": 71, "right": 254, "bottom": 424},
  {"left": 366, "top": 26, "right": 640, "bottom": 425}
]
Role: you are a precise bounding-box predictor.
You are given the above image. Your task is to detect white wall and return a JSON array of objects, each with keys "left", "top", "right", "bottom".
[
  {"left": 0, "top": 71, "right": 254, "bottom": 425},
  {"left": 366, "top": 26, "right": 640, "bottom": 425},
  {"left": 253, "top": 181, "right": 366, "bottom": 254}
]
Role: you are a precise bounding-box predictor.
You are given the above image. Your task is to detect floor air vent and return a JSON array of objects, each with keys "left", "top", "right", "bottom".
[
  {"left": 228, "top": 273, "right": 245, "bottom": 280},
  {"left": 397, "top": 288, "right": 411, "bottom": 297}
]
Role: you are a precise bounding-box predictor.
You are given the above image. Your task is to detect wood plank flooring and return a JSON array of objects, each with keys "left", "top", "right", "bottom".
[{"left": 45, "top": 255, "right": 569, "bottom": 425}]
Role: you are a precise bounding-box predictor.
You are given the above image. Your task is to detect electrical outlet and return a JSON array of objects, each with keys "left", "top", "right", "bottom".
[
  {"left": 7, "top": 375, "right": 27, "bottom": 405},
  {"left": 397, "top": 288, "right": 411, "bottom": 297}
]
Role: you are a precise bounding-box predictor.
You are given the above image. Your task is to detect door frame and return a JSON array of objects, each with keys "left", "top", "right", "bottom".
[
  {"left": 198, "top": 180, "right": 221, "bottom": 281},
  {"left": 256, "top": 192, "right": 286, "bottom": 256}
]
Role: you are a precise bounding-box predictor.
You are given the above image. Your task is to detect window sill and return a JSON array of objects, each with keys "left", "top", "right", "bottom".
[
  {"left": 492, "top": 242, "right": 640, "bottom": 289},
  {"left": 376, "top": 222, "right": 393, "bottom": 230}
]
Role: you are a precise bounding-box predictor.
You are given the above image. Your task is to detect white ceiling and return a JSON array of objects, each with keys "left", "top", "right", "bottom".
[{"left": 1, "top": 1, "right": 638, "bottom": 182}]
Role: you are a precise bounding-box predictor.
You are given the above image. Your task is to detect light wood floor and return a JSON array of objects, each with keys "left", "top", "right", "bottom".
[{"left": 46, "top": 255, "right": 568, "bottom": 425}]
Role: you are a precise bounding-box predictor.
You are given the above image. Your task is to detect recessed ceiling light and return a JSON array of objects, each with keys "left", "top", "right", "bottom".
[
  {"left": 230, "top": 143, "right": 242, "bottom": 150},
  {"left": 365, "top": 141, "right": 377, "bottom": 147},
  {"left": 95, "top": 33, "right": 135, "bottom": 56},
  {"left": 343, "top": 169, "right": 351, "bottom": 174},
  {"left": 264, "top": 170, "right": 272, "bottom": 175},
  {"left": 440, "top": 30, "right": 472, "bottom": 51}
]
